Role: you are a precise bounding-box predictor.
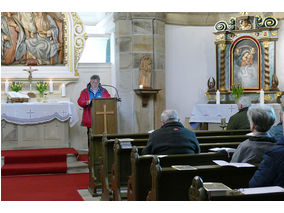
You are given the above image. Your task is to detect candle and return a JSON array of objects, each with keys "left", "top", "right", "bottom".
[
  {"left": 139, "top": 84, "right": 143, "bottom": 89},
  {"left": 5, "top": 80, "right": 9, "bottom": 94},
  {"left": 61, "top": 84, "right": 66, "bottom": 97},
  {"left": 216, "top": 90, "right": 220, "bottom": 104},
  {"left": 49, "top": 80, "right": 53, "bottom": 93},
  {"left": 260, "top": 89, "right": 264, "bottom": 104}
]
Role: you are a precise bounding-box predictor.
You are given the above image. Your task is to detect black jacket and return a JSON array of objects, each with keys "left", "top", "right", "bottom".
[
  {"left": 142, "top": 121, "right": 201, "bottom": 155},
  {"left": 227, "top": 107, "right": 250, "bottom": 130}
]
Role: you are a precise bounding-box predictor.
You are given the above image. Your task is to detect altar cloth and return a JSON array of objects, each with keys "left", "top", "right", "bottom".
[
  {"left": 190, "top": 104, "right": 239, "bottom": 123},
  {"left": 1, "top": 102, "right": 79, "bottom": 127}
]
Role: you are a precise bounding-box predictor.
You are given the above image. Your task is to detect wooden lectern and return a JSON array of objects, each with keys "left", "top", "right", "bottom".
[{"left": 90, "top": 98, "right": 118, "bottom": 134}]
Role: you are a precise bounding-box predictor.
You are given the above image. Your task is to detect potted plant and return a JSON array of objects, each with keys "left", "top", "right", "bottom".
[
  {"left": 36, "top": 81, "right": 48, "bottom": 98},
  {"left": 232, "top": 83, "right": 244, "bottom": 103},
  {"left": 10, "top": 82, "right": 23, "bottom": 92}
]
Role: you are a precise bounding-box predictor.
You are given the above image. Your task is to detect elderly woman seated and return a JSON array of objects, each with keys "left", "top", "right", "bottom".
[{"left": 230, "top": 104, "right": 276, "bottom": 164}]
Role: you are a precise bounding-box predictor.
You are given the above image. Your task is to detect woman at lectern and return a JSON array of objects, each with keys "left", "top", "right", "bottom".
[{"left": 77, "top": 75, "right": 110, "bottom": 145}]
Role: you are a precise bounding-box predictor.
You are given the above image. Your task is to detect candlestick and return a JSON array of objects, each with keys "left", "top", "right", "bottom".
[
  {"left": 49, "top": 80, "right": 53, "bottom": 93},
  {"left": 5, "top": 80, "right": 9, "bottom": 94},
  {"left": 61, "top": 84, "right": 66, "bottom": 97},
  {"left": 216, "top": 90, "right": 220, "bottom": 104},
  {"left": 139, "top": 84, "right": 144, "bottom": 89},
  {"left": 260, "top": 89, "right": 264, "bottom": 104}
]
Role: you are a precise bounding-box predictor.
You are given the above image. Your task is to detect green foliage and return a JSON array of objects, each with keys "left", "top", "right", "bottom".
[
  {"left": 232, "top": 83, "right": 244, "bottom": 102},
  {"left": 10, "top": 82, "right": 23, "bottom": 92},
  {"left": 36, "top": 81, "right": 48, "bottom": 97}
]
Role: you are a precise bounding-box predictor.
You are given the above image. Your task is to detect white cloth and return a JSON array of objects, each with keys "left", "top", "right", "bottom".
[
  {"left": 1, "top": 102, "right": 79, "bottom": 127},
  {"left": 190, "top": 104, "right": 238, "bottom": 123},
  {"left": 190, "top": 103, "right": 282, "bottom": 124}
]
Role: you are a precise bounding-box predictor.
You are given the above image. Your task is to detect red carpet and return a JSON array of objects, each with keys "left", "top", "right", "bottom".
[
  {"left": 1, "top": 148, "right": 78, "bottom": 176},
  {"left": 1, "top": 173, "right": 89, "bottom": 201}
]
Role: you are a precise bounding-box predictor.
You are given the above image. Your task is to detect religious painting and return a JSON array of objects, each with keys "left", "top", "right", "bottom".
[
  {"left": 230, "top": 36, "right": 261, "bottom": 91},
  {"left": 1, "top": 12, "right": 65, "bottom": 66}
]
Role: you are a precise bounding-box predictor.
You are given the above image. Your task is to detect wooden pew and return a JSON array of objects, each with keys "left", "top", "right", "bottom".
[
  {"left": 88, "top": 131, "right": 149, "bottom": 196},
  {"left": 89, "top": 130, "right": 249, "bottom": 196},
  {"left": 101, "top": 138, "right": 147, "bottom": 200},
  {"left": 189, "top": 176, "right": 284, "bottom": 201},
  {"left": 127, "top": 146, "right": 231, "bottom": 201},
  {"left": 146, "top": 156, "right": 257, "bottom": 201},
  {"left": 106, "top": 136, "right": 248, "bottom": 200}
]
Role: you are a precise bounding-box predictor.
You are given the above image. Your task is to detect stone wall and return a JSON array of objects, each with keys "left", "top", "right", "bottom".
[{"left": 114, "top": 12, "right": 166, "bottom": 133}]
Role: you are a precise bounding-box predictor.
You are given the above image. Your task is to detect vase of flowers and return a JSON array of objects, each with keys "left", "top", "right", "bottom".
[
  {"left": 10, "top": 82, "right": 23, "bottom": 92},
  {"left": 36, "top": 81, "right": 48, "bottom": 98},
  {"left": 232, "top": 83, "right": 244, "bottom": 103}
]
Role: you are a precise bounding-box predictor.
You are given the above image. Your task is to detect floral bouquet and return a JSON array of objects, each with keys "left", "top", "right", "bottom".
[
  {"left": 10, "top": 82, "right": 23, "bottom": 92},
  {"left": 232, "top": 83, "right": 244, "bottom": 102},
  {"left": 36, "top": 81, "right": 48, "bottom": 97}
]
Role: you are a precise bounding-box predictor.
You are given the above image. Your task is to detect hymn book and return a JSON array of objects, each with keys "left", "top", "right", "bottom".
[
  {"left": 213, "top": 160, "right": 255, "bottom": 167},
  {"left": 171, "top": 165, "right": 197, "bottom": 170},
  {"left": 203, "top": 182, "right": 232, "bottom": 197}
]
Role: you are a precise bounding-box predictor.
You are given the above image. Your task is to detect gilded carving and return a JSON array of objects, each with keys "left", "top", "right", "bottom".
[
  {"left": 71, "top": 12, "right": 88, "bottom": 76},
  {"left": 264, "top": 94, "right": 271, "bottom": 101}
]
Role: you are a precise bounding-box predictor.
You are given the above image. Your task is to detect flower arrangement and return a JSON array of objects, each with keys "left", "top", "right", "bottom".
[
  {"left": 232, "top": 83, "right": 244, "bottom": 102},
  {"left": 36, "top": 81, "right": 48, "bottom": 97},
  {"left": 10, "top": 82, "right": 23, "bottom": 92}
]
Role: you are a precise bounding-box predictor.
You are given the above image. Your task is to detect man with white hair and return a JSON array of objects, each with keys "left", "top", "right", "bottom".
[
  {"left": 142, "top": 109, "right": 201, "bottom": 155},
  {"left": 227, "top": 96, "right": 251, "bottom": 130}
]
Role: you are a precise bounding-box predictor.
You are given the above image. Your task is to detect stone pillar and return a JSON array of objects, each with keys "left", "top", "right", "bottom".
[{"left": 114, "top": 12, "right": 166, "bottom": 133}]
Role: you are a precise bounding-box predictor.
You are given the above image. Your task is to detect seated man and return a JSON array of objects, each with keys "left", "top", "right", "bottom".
[
  {"left": 227, "top": 96, "right": 251, "bottom": 130},
  {"left": 249, "top": 105, "right": 284, "bottom": 187},
  {"left": 231, "top": 104, "right": 276, "bottom": 163},
  {"left": 142, "top": 109, "right": 201, "bottom": 155},
  {"left": 268, "top": 110, "right": 283, "bottom": 142}
]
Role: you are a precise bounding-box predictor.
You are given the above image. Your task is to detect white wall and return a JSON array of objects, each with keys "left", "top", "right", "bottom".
[
  {"left": 165, "top": 25, "right": 216, "bottom": 122},
  {"left": 165, "top": 21, "right": 284, "bottom": 123}
]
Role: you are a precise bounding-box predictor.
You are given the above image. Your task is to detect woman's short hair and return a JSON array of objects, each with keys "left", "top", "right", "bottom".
[
  {"left": 161, "top": 109, "right": 179, "bottom": 123},
  {"left": 90, "top": 75, "right": 100, "bottom": 81},
  {"left": 247, "top": 104, "right": 276, "bottom": 132}
]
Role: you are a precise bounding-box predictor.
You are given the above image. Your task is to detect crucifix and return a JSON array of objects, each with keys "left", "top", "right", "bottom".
[
  {"left": 23, "top": 66, "right": 38, "bottom": 91},
  {"left": 95, "top": 104, "right": 114, "bottom": 134}
]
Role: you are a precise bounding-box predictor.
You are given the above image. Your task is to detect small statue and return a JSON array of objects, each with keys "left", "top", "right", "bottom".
[
  {"left": 271, "top": 73, "right": 279, "bottom": 91},
  {"left": 138, "top": 55, "right": 152, "bottom": 89},
  {"left": 207, "top": 77, "right": 216, "bottom": 92}
]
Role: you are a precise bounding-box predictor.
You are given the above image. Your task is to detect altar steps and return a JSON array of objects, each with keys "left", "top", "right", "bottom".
[{"left": 1, "top": 148, "right": 88, "bottom": 176}]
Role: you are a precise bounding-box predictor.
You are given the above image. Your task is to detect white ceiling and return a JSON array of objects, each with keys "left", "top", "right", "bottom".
[{"left": 77, "top": 12, "right": 108, "bottom": 26}]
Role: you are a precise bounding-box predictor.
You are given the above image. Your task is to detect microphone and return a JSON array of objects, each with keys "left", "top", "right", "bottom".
[{"left": 101, "top": 84, "right": 122, "bottom": 102}]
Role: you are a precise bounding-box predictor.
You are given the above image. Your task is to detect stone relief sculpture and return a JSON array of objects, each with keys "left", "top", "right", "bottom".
[
  {"left": 1, "top": 12, "right": 64, "bottom": 65},
  {"left": 138, "top": 55, "right": 152, "bottom": 88}
]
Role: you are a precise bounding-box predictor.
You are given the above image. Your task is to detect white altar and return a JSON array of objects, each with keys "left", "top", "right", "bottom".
[
  {"left": 190, "top": 104, "right": 282, "bottom": 130},
  {"left": 1, "top": 102, "right": 79, "bottom": 150}
]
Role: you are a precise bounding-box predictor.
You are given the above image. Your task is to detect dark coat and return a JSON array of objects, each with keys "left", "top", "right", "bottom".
[
  {"left": 227, "top": 107, "right": 250, "bottom": 130},
  {"left": 249, "top": 136, "right": 284, "bottom": 187},
  {"left": 141, "top": 121, "right": 201, "bottom": 155}
]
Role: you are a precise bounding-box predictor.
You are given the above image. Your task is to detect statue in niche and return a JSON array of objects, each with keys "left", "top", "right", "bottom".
[{"left": 138, "top": 55, "right": 152, "bottom": 88}]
